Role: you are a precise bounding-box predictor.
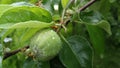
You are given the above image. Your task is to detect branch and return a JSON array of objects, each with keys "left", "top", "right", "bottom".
[
  {"left": 61, "top": 0, "right": 75, "bottom": 23},
  {"left": 56, "top": 19, "right": 70, "bottom": 32},
  {"left": 3, "top": 46, "right": 29, "bottom": 60},
  {"left": 56, "top": 0, "right": 75, "bottom": 32},
  {"left": 56, "top": 0, "right": 96, "bottom": 33},
  {"left": 79, "top": 0, "right": 96, "bottom": 11}
]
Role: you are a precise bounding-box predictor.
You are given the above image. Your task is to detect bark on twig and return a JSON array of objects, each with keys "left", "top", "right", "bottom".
[
  {"left": 3, "top": 46, "right": 29, "bottom": 60},
  {"left": 79, "top": 0, "right": 96, "bottom": 11}
]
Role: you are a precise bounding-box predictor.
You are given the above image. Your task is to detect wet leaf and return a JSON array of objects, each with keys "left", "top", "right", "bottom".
[{"left": 59, "top": 35, "right": 93, "bottom": 68}]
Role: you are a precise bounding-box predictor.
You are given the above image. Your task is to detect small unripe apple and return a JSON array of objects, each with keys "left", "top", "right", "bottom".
[{"left": 30, "top": 29, "right": 62, "bottom": 61}]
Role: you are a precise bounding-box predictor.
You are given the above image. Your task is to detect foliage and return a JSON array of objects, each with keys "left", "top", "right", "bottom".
[{"left": 0, "top": 0, "right": 120, "bottom": 68}]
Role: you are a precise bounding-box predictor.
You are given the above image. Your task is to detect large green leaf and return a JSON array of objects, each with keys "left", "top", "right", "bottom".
[
  {"left": 2, "top": 55, "right": 18, "bottom": 68},
  {"left": 23, "top": 58, "right": 50, "bottom": 68},
  {"left": 50, "top": 56, "right": 66, "bottom": 68},
  {"left": 80, "top": 11, "right": 111, "bottom": 56},
  {"left": 109, "top": 0, "right": 116, "bottom": 3},
  {"left": 0, "top": 5, "right": 12, "bottom": 14},
  {"left": 86, "top": 23, "right": 106, "bottom": 56},
  {"left": 59, "top": 35, "right": 93, "bottom": 68},
  {"left": 38, "top": 61, "right": 50, "bottom": 68},
  {"left": 88, "top": 20, "right": 112, "bottom": 35},
  {"left": 96, "top": 20, "right": 112, "bottom": 35},
  {"left": 0, "top": 5, "right": 52, "bottom": 24},
  {"left": 0, "top": 4, "right": 52, "bottom": 45},
  {"left": 11, "top": 2, "right": 34, "bottom": 6},
  {"left": 0, "top": 21, "right": 53, "bottom": 49},
  {"left": 0, "top": 21, "right": 53, "bottom": 29},
  {"left": 19, "top": 28, "right": 40, "bottom": 45},
  {"left": 0, "top": 0, "right": 38, "bottom": 4},
  {"left": 2, "top": 52, "right": 26, "bottom": 68}
]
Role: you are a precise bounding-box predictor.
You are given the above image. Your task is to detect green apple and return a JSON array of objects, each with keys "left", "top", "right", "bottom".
[{"left": 30, "top": 29, "right": 62, "bottom": 61}]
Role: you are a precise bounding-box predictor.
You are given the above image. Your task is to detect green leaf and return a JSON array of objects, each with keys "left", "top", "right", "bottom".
[
  {"left": 85, "top": 20, "right": 112, "bottom": 56},
  {"left": 3, "top": 53, "right": 26, "bottom": 68},
  {"left": 96, "top": 20, "right": 112, "bottom": 35},
  {"left": 0, "top": 21, "right": 53, "bottom": 48},
  {"left": 23, "top": 58, "right": 37, "bottom": 68},
  {"left": 19, "top": 28, "right": 40, "bottom": 44},
  {"left": 0, "top": 21, "right": 53, "bottom": 29},
  {"left": 38, "top": 61, "right": 50, "bottom": 68},
  {"left": 61, "top": 0, "right": 69, "bottom": 8},
  {"left": 0, "top": 5, "right": 52, "bottom": 24},
  {"left": 50, "top": 56, "right": 65, "bottom": 68},
  {"left": 2, "top": 55, "right": 18, "bottom": 68},
  {"left": 0, "top": 0, "right": 38, "bottom": 4},
  {"left": 59, "top": 35, "right": 93, "bottom": 68},
  {"left": 23, "top": 58, "right": 50, "bottom": 68},
  {"left": 109, "top": 0, "right": 116, "bottom": 3},
  {"left": 86, "top": 23, "right": 105, "bottom": 56},
  {"left": 10, "top": 29, "right": 27, "bottom": 49},
  {"left": 99, "top": 0, "right": 110, "bottom": 16},
  {"left": 0, "top": 5, "right": 52, "bottom": 44},
  {"left": 0, "top": 29, "right": 14, "bottom": 43},
  {"left": 0, "top": 5, "right": 12, "bottom": 14},
  {"left": 80, "top": 11, "right": 102, "bottom": 23},
  {"left": 11, "top": 2, "right": 35, "bottom": 6}
]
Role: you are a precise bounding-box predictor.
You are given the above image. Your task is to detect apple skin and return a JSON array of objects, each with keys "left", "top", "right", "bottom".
[{"left": 30, "top": 29, "right": 62, "bottom": 61}]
